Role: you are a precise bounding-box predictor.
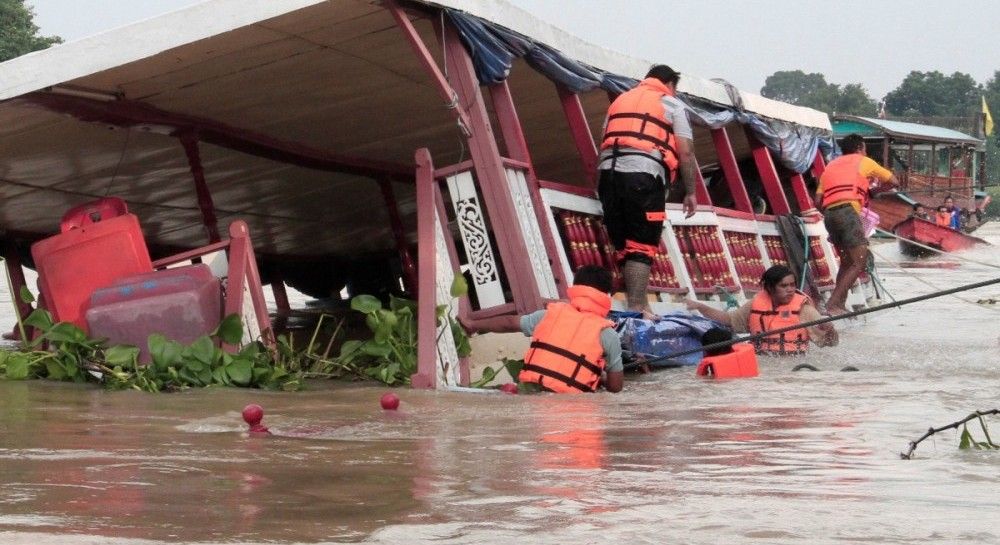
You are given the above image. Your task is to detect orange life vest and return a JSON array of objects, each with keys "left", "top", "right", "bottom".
[
  {"left": 695, "top": 342, "right": 759, "bottom": 378},
  {"left": 935, "top": 211, "right": 952, "bottom": 227},
  {"left": 820, "top": 154, "right": 869, "bottom": 209},
  {"left": 600, "top": 78, "right": 680, "bottom": 176},
  {"left": 520, "top": 285, "right": 613, "bottom": 393},
  {"left": 749, "top": 290, "right": 810, "bottom": 355}
]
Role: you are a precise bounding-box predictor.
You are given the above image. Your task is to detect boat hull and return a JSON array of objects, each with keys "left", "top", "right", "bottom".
[{"left": 891, "top": 216, "right": 988, "bottom": 257}]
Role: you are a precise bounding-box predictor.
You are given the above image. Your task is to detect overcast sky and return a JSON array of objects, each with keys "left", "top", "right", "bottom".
[{"left": 28, "top": 0, "right": 1000, "bottom": 99}]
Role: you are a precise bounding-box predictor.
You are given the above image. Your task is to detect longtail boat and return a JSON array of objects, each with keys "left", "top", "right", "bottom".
[
  {"left": 0, "top": 0, "right": 870, "bottom": 388},
  {"left": 892, "top": 216, "right": 989, "bottom": 257}
]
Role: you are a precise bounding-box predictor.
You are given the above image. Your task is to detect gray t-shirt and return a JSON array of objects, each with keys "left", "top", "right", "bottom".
[
  {"left": 519, "top": 310, "right": 623, "bottom": 373},
  {"left": 597, "top": 93, "right": 694, "bottom": 180}
]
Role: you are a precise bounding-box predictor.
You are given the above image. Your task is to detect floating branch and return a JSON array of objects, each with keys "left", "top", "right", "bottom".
[{"left": 901, "top": 409, "right": 1000, "bottom": 459}]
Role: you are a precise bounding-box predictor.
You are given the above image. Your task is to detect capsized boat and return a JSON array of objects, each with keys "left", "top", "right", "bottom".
[{"left": 0, "top": 0, "right": 870, "bottom": 388}]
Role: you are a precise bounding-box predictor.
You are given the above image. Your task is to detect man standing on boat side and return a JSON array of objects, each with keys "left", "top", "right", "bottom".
[
  {"left": 685, "top": 265, "right": 838, "bottom": 354},
  {"left": 814, "top": 134, "right": 898, "bottom": 316},
  {"left": 598, "top": 65, "right": 697, "bottom": 315}
]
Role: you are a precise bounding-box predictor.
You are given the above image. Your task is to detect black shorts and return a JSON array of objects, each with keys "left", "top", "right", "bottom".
[{"left": 597, "top": 169, "right": 665, "bottom": 264}]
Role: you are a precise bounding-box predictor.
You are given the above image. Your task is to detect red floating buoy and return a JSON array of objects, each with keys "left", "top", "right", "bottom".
[
  {"left": 498, "top": 383, "right": 518, "bottom": 395},
  {"left": 242, "top": 403, "right": 270, "bottom": 434},
  {"left": 380, "top": 392, "right": 400, "bottom": 411}
]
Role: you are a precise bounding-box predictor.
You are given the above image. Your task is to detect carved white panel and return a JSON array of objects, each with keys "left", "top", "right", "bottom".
[
  {"left": 434, "top": 209, "right": 462, "bottom": 388},
  {"left": 504, "top": 167, "right": 558, "bottom": 299},
  {"left": 446, "top": 171, "right": 505, "bottom": 309}
]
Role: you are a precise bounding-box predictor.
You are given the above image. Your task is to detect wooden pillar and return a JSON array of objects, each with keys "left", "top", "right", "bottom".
[
  {"left": 556, "top": 85, "right": 599, "bottom": 186},
  {"left": 379, "top": 179, "right": 418, "bottom": 295},
  {"left": 269, "top": 268, "right": 291, "bottom": 313},
  {"left": 710, "top": 127, "right": 754, "bottom": 213},
  {"left": 412, "top": 148, "right": 437, "bottom": 390},
  {"left": 744, "top": 127, "right": 791, "bottom": 215},
  {"left": 789, "top": 173, "right": 816, "bottom": 214},
  {"left": 179, "top": 132, "right": 222, "bottom": 243},
  {"left": 489, "top": 81, "right": 570, "bottom": 296},
  {"left": 439, "top": 21, "right": 543, "bottom": 313}
]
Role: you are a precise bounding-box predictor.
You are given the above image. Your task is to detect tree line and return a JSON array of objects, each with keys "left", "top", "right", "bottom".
[{"left": 761, "top": 68, "right": 1000, "bottom": 123}]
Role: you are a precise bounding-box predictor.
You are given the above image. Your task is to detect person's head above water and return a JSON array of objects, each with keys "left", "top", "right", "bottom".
[
  {"left": 573, "top": 265, "right": 613, "bottom": 294},
  {"left": 761, "top": 265, "right": 797, "bottom": 306}
]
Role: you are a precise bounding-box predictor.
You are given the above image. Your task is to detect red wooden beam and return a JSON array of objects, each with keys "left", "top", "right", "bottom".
[
  {"left": 19, "top": 93, "right": 414, "bottom": 181},
  {"left": 489, "top": 81, "right": 570, "bottom": 297},
  {"left": 744, "top": 127, "right": 791, "bottom": 215},
  {"left": 412, "top": 147, "right": 437, "bottom": 390},
  {"left": 379, "top": 179, "right": 418, "bottom": 295},
  {"left": 690, "top": 154, "right": 713, "bottom": 206},
  {"left": 179, "top": 132, "right": 222, "bottom": 243},
  {"left": 386, "top": 0, "right": 473, "bottom": 135},
  {"left": 439, "top": 19, "right": 543, "bottom": 313},
  {"left": 710, "top": 127, "right": 754, "bottom": 213},
  {"left": 789, "top": 172, "right": 817, "bottom": 215},
  {"left": 810, "top": 148, "right": 827, "bottom": 179},
  {"left": 556, "top": 85, "right": 599, "bottom": 184}
]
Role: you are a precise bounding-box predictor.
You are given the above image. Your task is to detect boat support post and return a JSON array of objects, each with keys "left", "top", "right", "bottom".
[
  {"left": 490, "top": 81, "right": 570, "bottom": 297},
  {"left": 379, "top": 178, "right": 419, "bottom": 295},
  {"left": 745, "top": 127, "right": 792, "bottom": 215},
  {"left": 710, "top": 127, "right": 754, "bottom": 213},
  {"left": 555, "top": 85, "right": 599, "bottom": 185},
  {"left": 179, "top": 131, "right": 222, "bottom": 243}
]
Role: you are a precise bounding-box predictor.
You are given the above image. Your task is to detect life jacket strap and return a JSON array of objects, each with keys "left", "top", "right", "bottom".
[
  {"left": 521, "top": 362, "right": 596, "bottom": 393},
  {"left": 528, "top": 340, "right": 604, "bottom": 377}
]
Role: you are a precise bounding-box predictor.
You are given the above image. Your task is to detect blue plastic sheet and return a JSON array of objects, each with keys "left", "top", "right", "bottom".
[
  {"left": 611, "top": 311, "right": 729, "bottom": 368},
  {"left": 445, "top": 9, "right": 834, "bottom": 173}
]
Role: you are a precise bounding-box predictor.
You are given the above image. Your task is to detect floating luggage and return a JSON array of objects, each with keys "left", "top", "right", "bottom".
[
  {"left": 30, "top": 198, "right": 153, "bottom": 331},
  {"left": 86, "top": 264, "right": 222, "bottom": 360},
  {"left": 613, "top": 311, "right": 726, "bottom": 368}
]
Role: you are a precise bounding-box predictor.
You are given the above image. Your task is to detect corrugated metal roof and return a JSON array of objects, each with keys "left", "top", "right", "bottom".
[{"left": 832, "top": 116, "right": 982, "bottom": 145}]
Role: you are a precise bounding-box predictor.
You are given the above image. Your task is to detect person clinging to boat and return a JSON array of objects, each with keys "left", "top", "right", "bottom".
[
  {"left": 597, "top": 64, "right": 697, "bottom": 317},
  {"left": 685, "top": 265, "right": 838, "bottom": 355},
  {"left": 814, "top": 133, "right": 899, "bottom": 316},
  {"left": 461, "top": 265, "right": 625, "bottom": 393}
]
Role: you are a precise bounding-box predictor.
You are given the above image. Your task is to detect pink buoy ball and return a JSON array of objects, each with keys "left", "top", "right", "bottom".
[
  {"left": 242, "top": 404, "right": 264, "bottom": 426},
  {"left": 499, "top": 383, "right": 518, "bottom": 395},
  {"left": 380, "top": 392, "right": 400, "bottom": 411}
]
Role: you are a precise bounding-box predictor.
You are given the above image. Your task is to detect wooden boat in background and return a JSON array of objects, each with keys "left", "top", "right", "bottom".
[
  {"left": 831, "top": 116, "right": 988, "bottom": 232},
  {"left": 892, "top": 216, "right": 988, "bottom": 257}
]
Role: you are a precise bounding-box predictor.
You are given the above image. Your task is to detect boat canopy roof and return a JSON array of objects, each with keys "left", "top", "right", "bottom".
[
  {"left": 832, "top": 116, "right": 983, "bottom": 147},
  {"left": 0, "top": 0, "right": 831, "bottom": 260}
]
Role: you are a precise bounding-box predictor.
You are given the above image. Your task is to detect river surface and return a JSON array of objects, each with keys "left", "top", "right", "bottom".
[{"left": 1, "top": 225, "right": 999, "bottom": 545}]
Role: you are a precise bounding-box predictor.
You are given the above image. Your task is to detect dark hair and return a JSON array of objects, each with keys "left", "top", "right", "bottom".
[
  {"left": 944, "top": 195, "right": 954, "bottom": 203},
  {"left": 840, "top": 134, "right": 865, "bottom": 154},
  {"left": 761, "top": 264, "right": 794, "bottom": 293},
  {"left": 646, "top": 64, "right": 680, "bottom": 86},
  {"left": 573, "top": 265, "right": 613, "bottom": 293},
  {"left": 912, "top": 203, "right": 924, "bottom": 210},
  {"left": 702, "top": 327, "right": 734, "bottom": 356}
]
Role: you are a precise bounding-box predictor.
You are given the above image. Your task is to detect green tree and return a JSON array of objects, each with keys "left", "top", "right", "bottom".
[
  {"left": 0, "top": 0, "right": 62, "bottom": 62},
  {"left": 884, "top": 71, "right": 981, "bottom": 117},
  {"left": 760, "top": 70, "right": 876, "bottom": 116}
]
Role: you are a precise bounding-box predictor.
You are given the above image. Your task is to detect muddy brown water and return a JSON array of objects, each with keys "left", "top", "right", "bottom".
[{"left": 1, "top": 226, "right": 999, "bottom": 544}]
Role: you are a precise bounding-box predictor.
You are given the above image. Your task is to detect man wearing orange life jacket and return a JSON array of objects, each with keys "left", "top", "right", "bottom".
[
  {"left": 598, "top": 64, "right": 697, "bottom": 316},
  {"left": 686, "top": 265, "right": 838, "bottom": 354},
  {"left": 459, "top": 265, "right": 624, "bottom": 393},
  {"left": 815, "top": 134, "right": 898, "bottom": 316}
]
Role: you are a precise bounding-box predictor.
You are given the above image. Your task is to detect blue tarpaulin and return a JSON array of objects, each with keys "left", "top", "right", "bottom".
[{"left": 446, "top": 9, "right": 834, "bottom": 173}]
